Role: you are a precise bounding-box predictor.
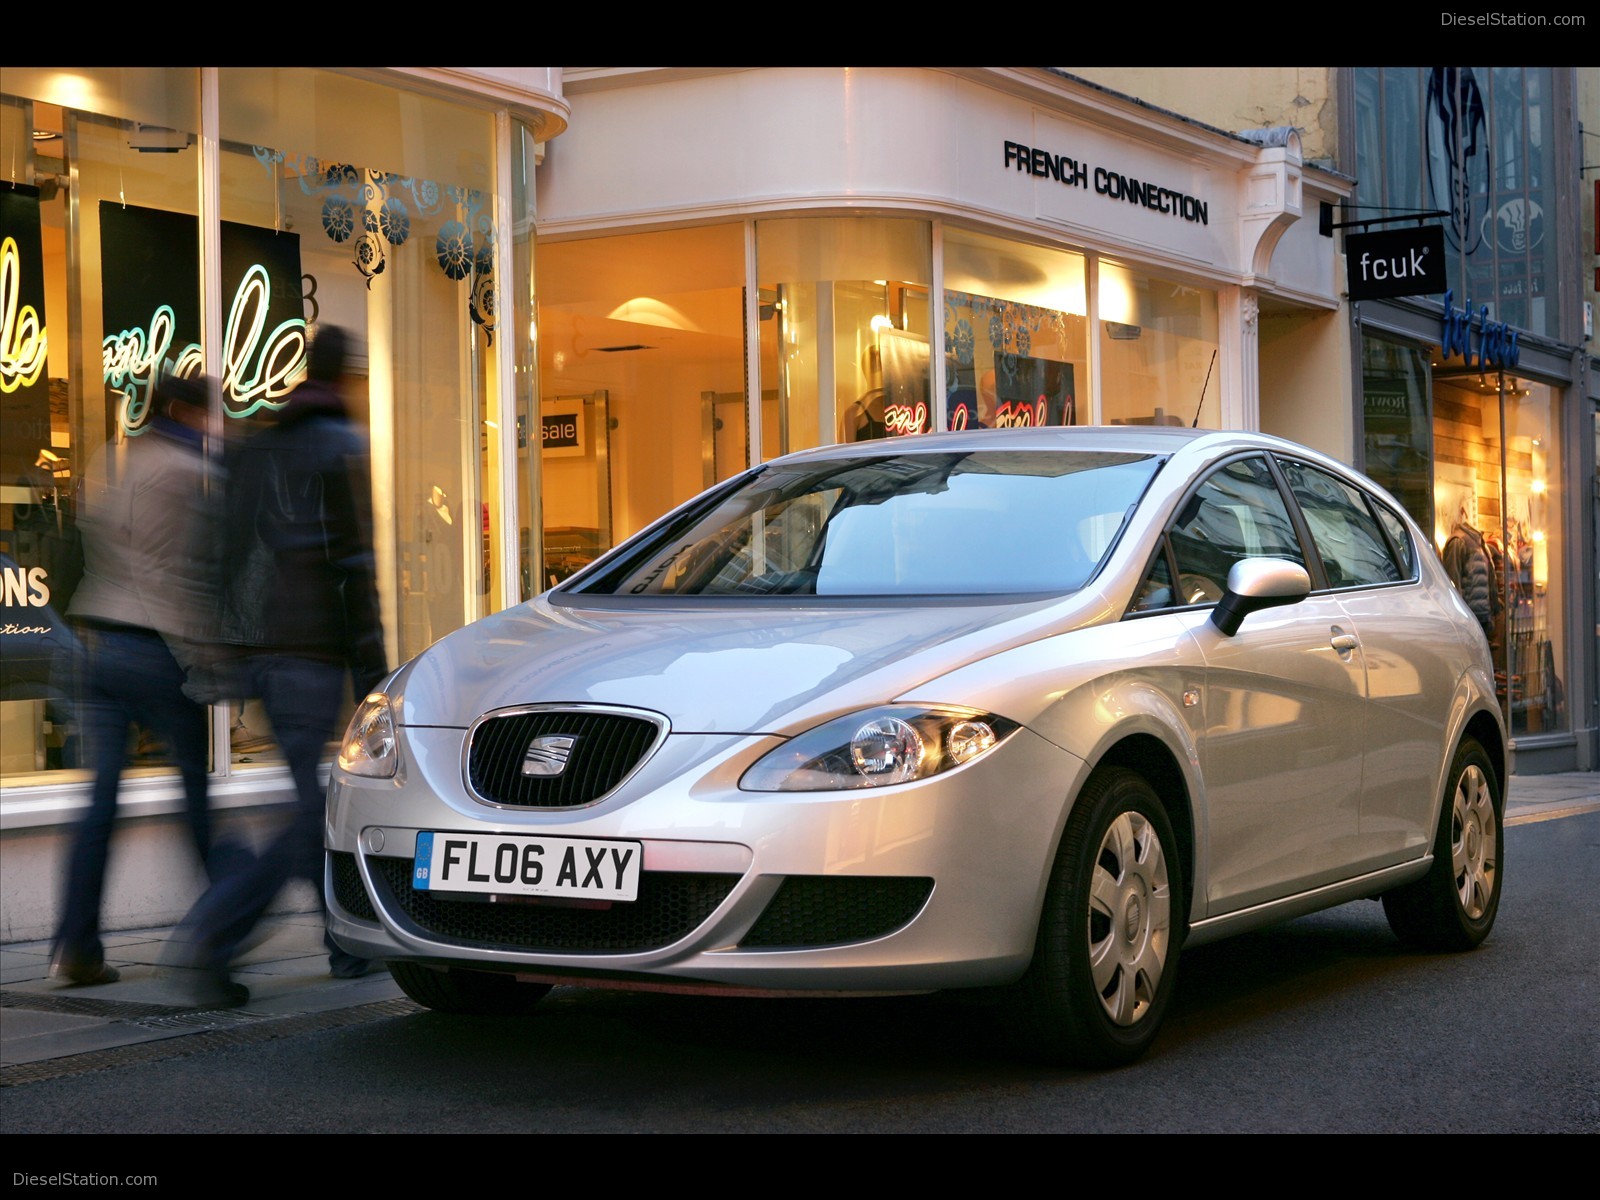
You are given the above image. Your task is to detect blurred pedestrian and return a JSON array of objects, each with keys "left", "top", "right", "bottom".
[
  {"left": 172, "top": 325, "right": 388, "bottom": 1006},
  {"left": 51, "top": 374, "right": 222, "bottom": 985}
]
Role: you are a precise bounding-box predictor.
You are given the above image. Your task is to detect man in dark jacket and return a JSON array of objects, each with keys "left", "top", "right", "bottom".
[{"left": 173, "top": 325, "right": 388, "bottom": 1006}]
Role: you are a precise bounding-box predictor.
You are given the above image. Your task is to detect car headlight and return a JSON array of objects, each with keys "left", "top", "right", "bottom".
[
  {"left": 337, "top": 693, "right": 398, "bottom": 778},
  {"left": 740, "top": 705, "right": 1020, "bottom": 792}
]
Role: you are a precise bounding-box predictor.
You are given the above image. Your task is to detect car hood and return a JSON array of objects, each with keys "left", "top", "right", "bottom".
[{"left": 390, "top": 591, "right": 1111, "bottom": 735}]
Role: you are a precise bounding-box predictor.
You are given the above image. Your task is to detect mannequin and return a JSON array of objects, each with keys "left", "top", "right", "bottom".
[
  {"left": 428, "top": 485, "right": 453, "bottom": 526},
  {"left": 1441, "top": 498, "right": 1499, "bottom": 645}
]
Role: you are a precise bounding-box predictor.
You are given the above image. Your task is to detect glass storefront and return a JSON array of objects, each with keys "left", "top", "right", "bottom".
[
  {"left": 536, "top": 224, "right": 748, "bottom": 579},
  {"left": 1098, "top": 261, "right": 1221, "bottom": 429},
  {"left": 943, "top": 228, "right": 1085, "bottom": 431},
  {"left": 0, "top": 68, "right": 513, "bottom": 786},
  {"left": 1360, "top": 335, "right": 1568, "bottom": 738},
  {"left": 1361, "top": 334, "right": 1435, "bottom": 534},
  {"left": 755, "top": 217, "right": 932, "bottom": 453},
  {"left": 1433, "top": 371, "right": 1565, "bottom": 737},
  {"left": 1350, "top": 65, "right": 1589, "bottom": 762},
  {"left": 525, "top": 219, "right": 1228, "bottom": 593},
  {"left": 3, "top": 70, "right": 204, "bottom": 779}
]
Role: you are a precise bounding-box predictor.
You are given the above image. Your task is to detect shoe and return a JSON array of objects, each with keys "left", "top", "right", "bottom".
[
  {"left": 186, "top": 967, "right": 250, "bottom": 1009},
  {"left": 50, "top": 959, "right": 121, "bottom": 986}
]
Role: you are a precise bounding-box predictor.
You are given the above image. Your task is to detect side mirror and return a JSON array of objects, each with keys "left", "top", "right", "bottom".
[{"left": 1210, "top": 558, "right": 1312, "bottom": 637}]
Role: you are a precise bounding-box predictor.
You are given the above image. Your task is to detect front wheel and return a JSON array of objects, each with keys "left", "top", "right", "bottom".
[
  {"left": 1382, "top": 737, "right": 1502, "bottom": 951},
  {"left": 1008, "top": 768, "right": 1184, "bottom": 1067},
  {"left": 390, "top": 961, "right": 553, "bottom": 1015}
]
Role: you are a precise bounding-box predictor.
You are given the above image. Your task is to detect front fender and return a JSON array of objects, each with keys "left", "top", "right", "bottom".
[{"left": 898, "top": 611, "right": 1211, "bottom": 914}]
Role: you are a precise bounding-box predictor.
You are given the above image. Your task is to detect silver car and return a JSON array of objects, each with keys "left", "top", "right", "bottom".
[{"left": 327, "top": 426, "right": 1506, "bottom": 1066}]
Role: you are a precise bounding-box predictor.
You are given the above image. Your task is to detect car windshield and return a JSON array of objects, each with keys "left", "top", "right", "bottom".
[{"left": 568, "top": 450, "right": 1163, "bottom": 598}]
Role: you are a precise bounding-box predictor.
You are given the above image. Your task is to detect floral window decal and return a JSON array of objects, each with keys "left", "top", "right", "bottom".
[{"left": 255, "top": 148, "right": 497, "bottom": 344}]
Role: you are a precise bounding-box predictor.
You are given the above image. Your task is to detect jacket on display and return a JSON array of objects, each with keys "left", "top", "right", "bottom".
[{"left": 1441, "top": 520, "right": 1500, "bottom": 641}]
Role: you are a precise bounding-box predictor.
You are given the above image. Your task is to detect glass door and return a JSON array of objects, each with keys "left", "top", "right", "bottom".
[{"left": 540, "top": 390, "right": 611, "bottom": 589}]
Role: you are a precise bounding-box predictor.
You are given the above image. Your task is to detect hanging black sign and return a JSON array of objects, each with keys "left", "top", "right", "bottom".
[{"left": 1346, "top": 225, "right": 1447, "bottom": 301}]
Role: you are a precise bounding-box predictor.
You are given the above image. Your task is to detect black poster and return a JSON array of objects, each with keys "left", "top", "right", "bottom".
[
  {"left": 993, "top": 352, "right": 1075, "bottom": 427},
  {"left": 99, "top": 202, "right": 305, "bottom": 433},
  {"left": 1, "top": 182, "right": 51, "bottom": 481}
]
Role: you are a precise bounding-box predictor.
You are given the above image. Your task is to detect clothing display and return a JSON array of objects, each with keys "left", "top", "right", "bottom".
[{"left": 1441, "top": 520, "right": 1499, "bottom": 643}]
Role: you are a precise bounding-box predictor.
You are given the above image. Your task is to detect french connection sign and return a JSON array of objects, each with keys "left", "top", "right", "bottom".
[{"left": 1345, "top": 225, "right": 1447, "bottom": 302}]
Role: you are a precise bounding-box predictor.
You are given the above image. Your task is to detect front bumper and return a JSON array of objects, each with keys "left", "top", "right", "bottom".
[{"left": 324, "top": 723, "right": 1088, "bottom": 993}]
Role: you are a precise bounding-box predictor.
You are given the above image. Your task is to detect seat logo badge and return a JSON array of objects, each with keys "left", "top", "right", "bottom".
[{"left": 522, "top": 735, "right": 577, "bottom": 777}]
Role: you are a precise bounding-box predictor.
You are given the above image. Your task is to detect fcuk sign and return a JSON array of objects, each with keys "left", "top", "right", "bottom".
[{"left": 1345, "top": 225, "right": 1447, "bottom": 302}]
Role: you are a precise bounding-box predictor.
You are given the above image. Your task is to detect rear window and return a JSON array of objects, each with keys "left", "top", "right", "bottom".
[{"left": 569, "top": 450, "right": 1162, "bottom": 598}]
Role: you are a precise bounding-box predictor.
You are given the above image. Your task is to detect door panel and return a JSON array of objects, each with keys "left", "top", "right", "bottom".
[{"left": 1195, "top": 597, "right": 1369, "bottom": 912}]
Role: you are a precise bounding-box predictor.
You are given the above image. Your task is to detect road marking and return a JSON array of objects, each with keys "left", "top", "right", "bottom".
[{"left": 1506, "top": 800, "right": 1600, "bottom": 827}]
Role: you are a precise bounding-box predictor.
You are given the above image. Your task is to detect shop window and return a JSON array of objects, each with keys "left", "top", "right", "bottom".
[
  {"left": 1432, "top": 371, "right": 1564, "bottom": 735},
  {"left": 2, "top": 70, "right": 204, "bottom": 783},
  {"left": 216, "top": 69, "right": 498, "bottom": 768},
  {"left": 1098, "top": 261, "right": 1220, "bottom": 429},
  {"left": 1361, "top": 334, "right": 1434, "bottom": 537},
  {"left": 756, "top": 217, "right": 931, "bottom": 455},
  {"left": 1, "top": 68, "right": 515, "bottom": 790},
  {"left": 536, "top": 224, "right": 747, "bottom": 581},
  {"left": 942, "top": 229, "right": 1086, "bottom": 431}
]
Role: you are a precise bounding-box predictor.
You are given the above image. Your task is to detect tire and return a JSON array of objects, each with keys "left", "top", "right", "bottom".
[
  {"left": 390, "top": 961, "right": 553, "bottom": 1016},
  {"left": 1382, "top": 737, "right": 1502, "bottom": 951},
  {"left": 1009, "top": 768, "right": 1184, "bottom": 1068}
]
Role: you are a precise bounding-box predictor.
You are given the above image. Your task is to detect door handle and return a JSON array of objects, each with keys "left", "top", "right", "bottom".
[{"left": 1330, "top": 629, "right": 1359, "bottom": 654}]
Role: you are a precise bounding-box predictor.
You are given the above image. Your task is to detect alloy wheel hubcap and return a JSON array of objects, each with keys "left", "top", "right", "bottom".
[
  {"left": 1451, "top": 764, "right": 1497, "bottom": 920},
  {"left": 1088, "top": 811, "right": 1171, "bottom": 1027}
]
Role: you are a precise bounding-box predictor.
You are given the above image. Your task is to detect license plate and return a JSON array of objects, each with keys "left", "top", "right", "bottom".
[{"left": 413, "top": 832, "right": 642, "bottom": 901}]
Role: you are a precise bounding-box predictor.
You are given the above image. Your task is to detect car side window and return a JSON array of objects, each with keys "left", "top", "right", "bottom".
[
  {"left": 1372, "top": 502, "right": 1418, "bottom": 581},
  {"left": 1277, "top": 459, "right": 1402, "bottom": 588},
  {"left": 1167, "top": 456, "right": 1305, "bottom": 604},
  {"left": 1132, "top": 538, "right": 1175, "bottom": 612}
]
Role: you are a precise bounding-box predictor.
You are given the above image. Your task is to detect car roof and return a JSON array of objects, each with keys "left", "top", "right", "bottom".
[{"left": 770, "top": 425, "right": 1274, "bottom": 464}]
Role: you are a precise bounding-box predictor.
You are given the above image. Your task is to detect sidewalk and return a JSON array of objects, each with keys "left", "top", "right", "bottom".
[{"left": 5, "top": 771, "right": 1597, "bottom": 1082}]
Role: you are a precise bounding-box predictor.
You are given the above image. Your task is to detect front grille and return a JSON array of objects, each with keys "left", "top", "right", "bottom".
[
  {"left": 329, "top": 851, "right": 379, "bottom": 922},
  {"left": 739, "top": 876, "right": 934, "bottom": 948},
  {"left": 369, "top": 855, "right": 737, "bottom": 953},
  {"left": 466, "top": 707, "right": 665, "bottom": 809}
]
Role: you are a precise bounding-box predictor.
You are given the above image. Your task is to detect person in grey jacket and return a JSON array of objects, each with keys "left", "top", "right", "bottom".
[{"left": 51, "top": 375, "right": 224, "bottom": 986}]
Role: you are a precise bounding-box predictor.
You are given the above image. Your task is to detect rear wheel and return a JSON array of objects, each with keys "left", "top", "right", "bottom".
[
  {"left": 1382, "top": 737, "right": 1502, "bottom": 951},
  {"left": 390, "top": 961, "right": 552, "bottom": 1015},
  {"left": 1009, "top": 768, "right": 1183, "bottom": 1067}
]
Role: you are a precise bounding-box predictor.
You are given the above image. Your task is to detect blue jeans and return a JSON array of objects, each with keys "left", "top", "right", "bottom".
[
  {"left": 53, "top": 626, "right": 214, "bottom": 970},
  {"left": 181, "top": 654, "right": 347, "bottom": 966}
]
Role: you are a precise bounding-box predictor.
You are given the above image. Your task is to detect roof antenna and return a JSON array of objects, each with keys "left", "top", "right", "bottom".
[{"left": 1192, "top": 350, "right": 1217, "bottom": 428}]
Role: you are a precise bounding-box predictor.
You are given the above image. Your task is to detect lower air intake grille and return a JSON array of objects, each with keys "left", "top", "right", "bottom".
[
  {"left": 368, "top": 855, "right": 737, "bottom": 953},
  {"left": 329, "top": 851, "right": 379, "bottom": 922},
  {"left": 739, "top": 875, "right": 934, "bottom": 948}
]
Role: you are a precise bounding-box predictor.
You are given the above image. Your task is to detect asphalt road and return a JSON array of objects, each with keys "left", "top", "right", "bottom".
[{"left": 6, "top": 811, "right": 1596, "bottom": 1147}]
